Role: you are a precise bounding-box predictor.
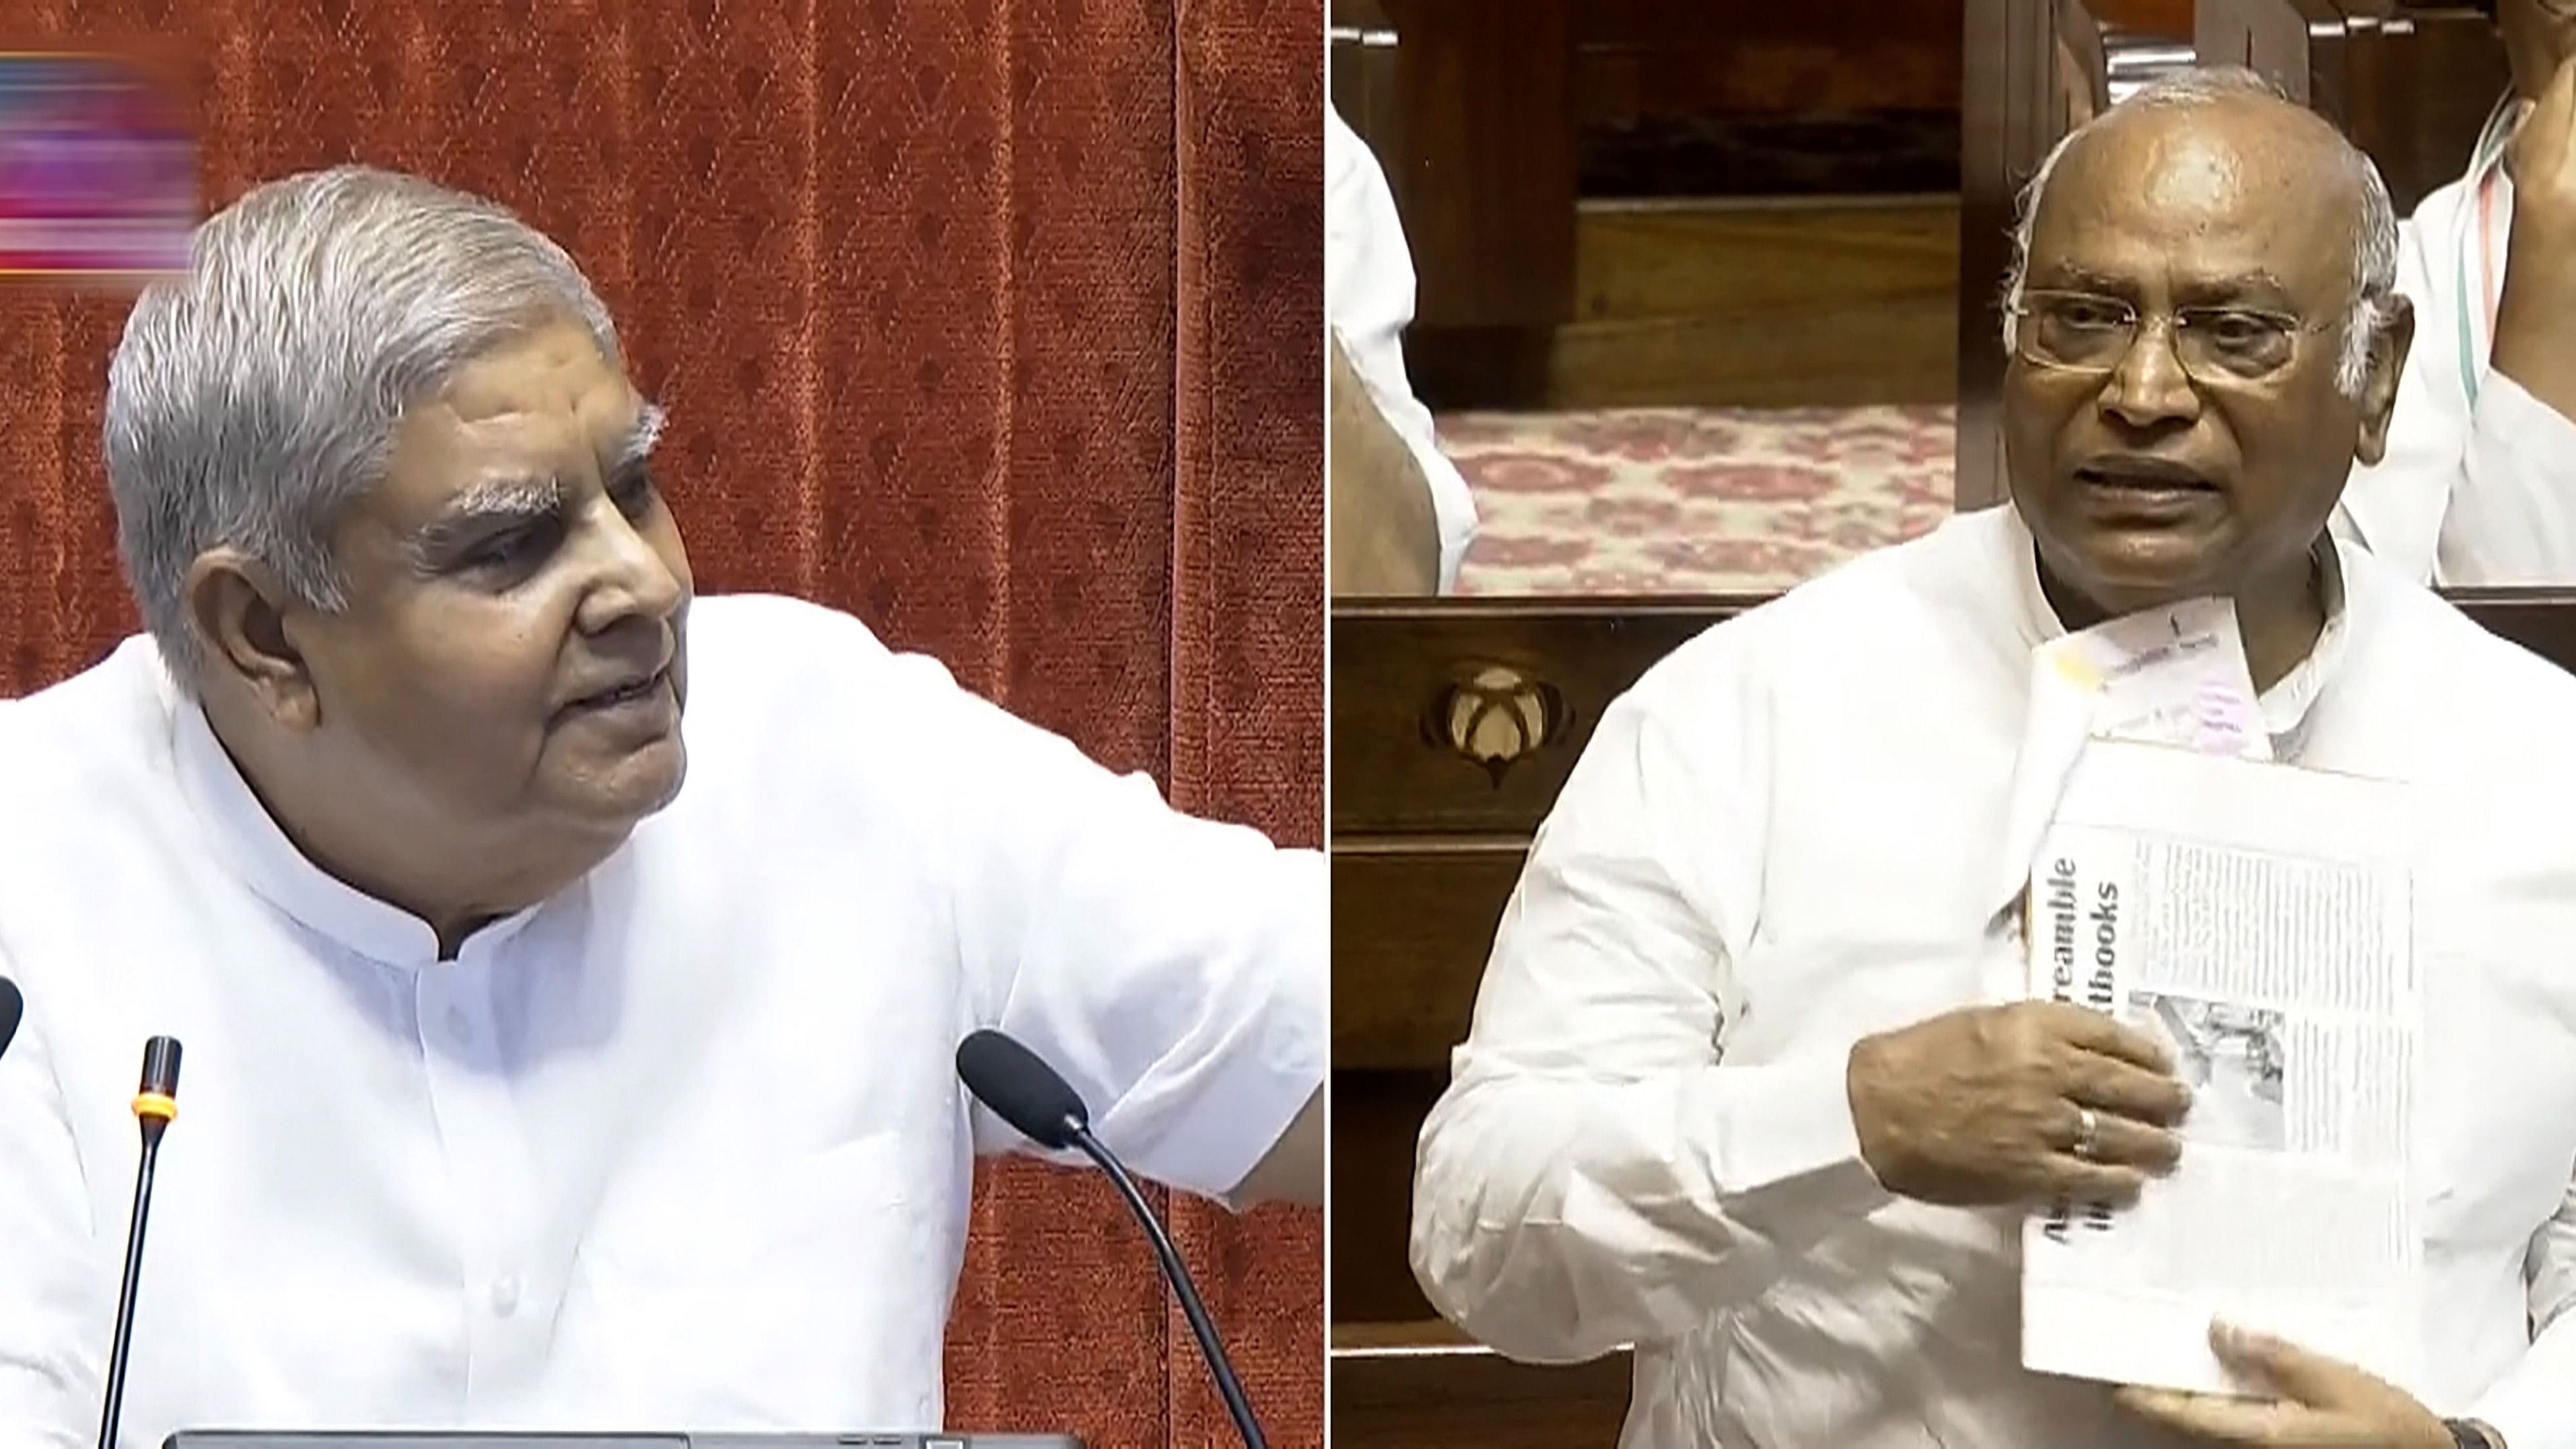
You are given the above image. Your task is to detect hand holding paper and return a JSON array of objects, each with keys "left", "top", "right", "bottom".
[
  {"left": 1847, "top": 999, "right": 2191, "bottom": 1208},
  {"left": 2113, "top": 1322, "right": 2454, "bottom": 1449}
]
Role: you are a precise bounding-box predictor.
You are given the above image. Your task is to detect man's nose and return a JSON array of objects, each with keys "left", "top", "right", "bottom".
[
  {"left": 2098, "top": 318, "right": 2205, "bottom": 430},
  {"left": 575, "top": 507, "right": 687, "bottom": 637}
]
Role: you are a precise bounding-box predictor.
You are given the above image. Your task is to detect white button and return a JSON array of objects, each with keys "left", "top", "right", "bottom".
[{"left": 489, "top": 1275, "right": 521, "bottom": 1316}]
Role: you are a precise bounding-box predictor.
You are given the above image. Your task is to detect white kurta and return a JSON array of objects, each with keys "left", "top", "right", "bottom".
[
  {"left": 0, "top": 594, "right": 1323, "bottom": 1449},
  {"left": 1411, "top": 505, "right": 2576, "bottom": 1449},
  {"left": 2338, "top": 101, "right": 2576, "bottom": 584},
  {"left": 1325, "top": 103, "right": 1479, "bottom": 592}
]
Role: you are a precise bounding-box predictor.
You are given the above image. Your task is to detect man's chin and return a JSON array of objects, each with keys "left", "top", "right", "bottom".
[
  {"left": 2046, "top": 528, "right": 2236, "bottom": 619},
  {"left": 565, "top": 735, "right": 689, "bottom": 831},
  {"left": 621, "top": 738, "right": 688, "bottom": 818}
]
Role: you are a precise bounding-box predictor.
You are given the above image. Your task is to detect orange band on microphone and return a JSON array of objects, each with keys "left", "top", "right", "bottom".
[{"left": 131, "top": 1092, "right": 176, "bottom": 1123}]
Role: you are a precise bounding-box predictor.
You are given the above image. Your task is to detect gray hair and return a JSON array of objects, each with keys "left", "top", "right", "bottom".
[
  {"left": 2000, "top": 65, "right": 2400, "bottom": 396},
  {"left": 104, "top": 164, "right": 622, "bottom": 682}
]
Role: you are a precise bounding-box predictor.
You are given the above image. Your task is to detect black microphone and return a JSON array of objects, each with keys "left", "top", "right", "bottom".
[
  {"left": 0, "top": 977, "right": 21, "bottom": 1063},
  {"left": 956, "top": 1028, "right": 1268, "bottom": 1449},
  {"left": 99, "top": 1036, "right": 181, "bottom": 1449}
]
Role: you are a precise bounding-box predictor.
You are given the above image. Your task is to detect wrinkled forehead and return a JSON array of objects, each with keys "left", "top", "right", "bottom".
[
  {"left": 390, "top": 321, "right": 645, "bottom": 464},
  {"left": 365, "top": 320, "right": 656, "bottom": 527},
  {"left": 2026, "top": 110, "right": 2359, "bottom": 308},
  {"left": 429, "top": 320, "right": 632, "bottom": 426}
]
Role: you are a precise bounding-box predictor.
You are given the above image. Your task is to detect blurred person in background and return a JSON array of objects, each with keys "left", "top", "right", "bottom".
[
  {"left": 1327, "top": 102, "right": 1477, "bottom": 595},
  {"left": 2336, "top": 0, "right": 2576, "bottom": 583}
]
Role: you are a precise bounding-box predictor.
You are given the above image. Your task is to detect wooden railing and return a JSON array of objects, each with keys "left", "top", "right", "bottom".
[{"left": 1332, "top": 1320, "right": 1633, "bottom": 1449}]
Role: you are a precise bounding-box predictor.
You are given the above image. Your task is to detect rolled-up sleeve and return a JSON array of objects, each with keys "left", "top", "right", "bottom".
[
  {"left": 917, "top": 649, "right": 1322, "bottom": 1203},
  {"left": 1409, "top": 651, "right": 1892, "bottom": 1365}
]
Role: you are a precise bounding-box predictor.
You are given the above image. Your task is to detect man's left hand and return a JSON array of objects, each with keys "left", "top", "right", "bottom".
[{"left": 2112, "top": 1322, "right": 2453, "bottom": 1448}]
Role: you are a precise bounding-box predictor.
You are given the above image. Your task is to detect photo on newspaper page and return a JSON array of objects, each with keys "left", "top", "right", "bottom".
[{"left": 2018, "top": 736, "right": 2423, "bottom": 1398}]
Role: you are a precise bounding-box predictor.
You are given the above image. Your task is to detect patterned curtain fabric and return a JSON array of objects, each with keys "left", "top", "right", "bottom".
[{"left": 0, "top": 3, "right": 1323, "bottom": 1447}]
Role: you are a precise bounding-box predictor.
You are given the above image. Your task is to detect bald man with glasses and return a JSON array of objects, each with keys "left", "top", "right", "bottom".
[{"left": 1411, "top": 67, "right": 2576, "bottom": 1449}]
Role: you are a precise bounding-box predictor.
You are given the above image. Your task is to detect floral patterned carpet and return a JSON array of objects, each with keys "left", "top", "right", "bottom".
[{"left": 1440, "top": 404, "right": 1958, "bottom": 595}]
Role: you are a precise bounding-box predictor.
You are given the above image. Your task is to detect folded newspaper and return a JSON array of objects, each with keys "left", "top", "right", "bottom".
[{"left": 2015, "top": 599, "right": 2423, "bottom": 1397}]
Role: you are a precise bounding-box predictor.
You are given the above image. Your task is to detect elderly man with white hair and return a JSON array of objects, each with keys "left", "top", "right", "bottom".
[
  {"left": 1412, "top": 68, "right": 2576, "bottom": 1449},
  {"left": 0, "top": 166, "right": 1323, "bottom": 1448}
]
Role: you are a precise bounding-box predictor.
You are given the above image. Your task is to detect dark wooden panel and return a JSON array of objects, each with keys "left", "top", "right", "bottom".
[
  {"left": 1334, "top": 859, "right": 1521, "bottom": 1070},
  {"left": 1544, "top": 289, "right": 1958, "bottom": 409},
  {"left": 1577, "top": 197, "right": 1960, "bottom": 321},
  {"left": 1419, "top": 197, "right": 1960, "bottom": 409},
  {"left": 1334, "top": 841, "right": 1528, "bottom": 1068},
  {"left": 1546, "top": 196, "right": 1961, "bottom": 407},
  {"left": 1374, "top": 0, "right": 1577, "bottom": 334},
  {"left": 1331, "top": 1070, "right": 1450, "bottom": 1322},
  {"left": 1331, "top": 592, "right": 2576, "bottom": 838},
  {"left": 1572, "top": 0, "right": 1962, "bottom": 117},
  {"left": 1578, "top": 111, "right": 1962, "bottom": 199},
  {"left": 2336, "top": 17, "right": 2510, "bottom": 215},
  {"left": 2196, "top": 0, "right": 2343, "bottom": 94},
  {"left": 1328, "top": 598, "right": 1760, "bottom": 837},
  {"left": 1332, "top": 1321, "right": 1633, "bottom": 1449},
  {"left": 1402, "top": 326, "right": 1559, "bottom": 412},
  {"left": 1576, "top": 44, "right": 1959, "bottom": 121},
  {"left": 2447, "top": 591, "right": 2576, "bottom": 664},
  {"left": 2198, "top": 0, "right": 2508, "bottom": 215},
  {"left": 2091, "top": 0, "right": 2196, "bottom": 26},
  {"left": 1567, "top": 0, "right": 1968, "bottom": 198},
  {"left": 1328, "top": 0, "right": 1401, "bottom": 148},
  {"left": 1573, "top": 0, "right": 1962, "bottom": 46},
  {"left": 1957, "top": 0, "right": 2066, "bottom": 513}
]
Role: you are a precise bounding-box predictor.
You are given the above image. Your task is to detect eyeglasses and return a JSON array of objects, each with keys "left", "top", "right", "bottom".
[{"left": 2005, "top": 289, "right": 2342, "bottom": 386}]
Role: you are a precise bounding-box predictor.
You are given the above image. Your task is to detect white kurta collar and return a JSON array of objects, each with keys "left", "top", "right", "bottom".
[
  {"left": 2000, "top": 503, "right": 2352, "bottom": 754},
  {"left": 166, "top": 670, "right": 548, "bottom": 968}
]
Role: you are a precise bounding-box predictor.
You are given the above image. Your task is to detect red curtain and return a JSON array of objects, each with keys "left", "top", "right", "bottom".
[{"left": 0, "top": 3, "right": 1324, "bottom": 1448}]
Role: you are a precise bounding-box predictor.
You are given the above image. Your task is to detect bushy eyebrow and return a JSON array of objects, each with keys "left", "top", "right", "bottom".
[
  {"left": 614, "top": 402, "right": 667, "bottom": 473},
  {"left": 399, "top": 475, "right": 563, "bottom": 571},
  {"left": 399, "top": 402, "right": 667, "bottom": 570}
]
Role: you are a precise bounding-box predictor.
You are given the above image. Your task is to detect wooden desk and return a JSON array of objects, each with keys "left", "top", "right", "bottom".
[
  {"left": 1334, "top": 597, "right": 1768, "bottom": 1323},
  {"left": 1333, "top": 1320, "right": 1633, "bottom": 1449}
]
